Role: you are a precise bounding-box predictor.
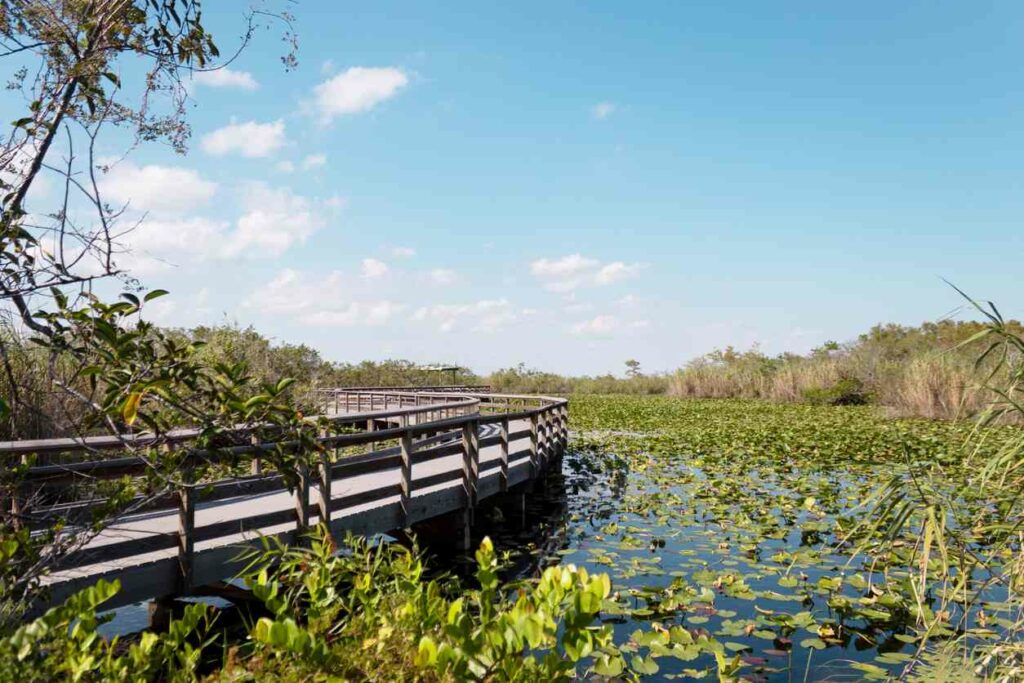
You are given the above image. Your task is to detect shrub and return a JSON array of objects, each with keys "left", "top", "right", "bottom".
[
  {"left": 801, "top": 377, "right": 870, "bottom": 406},
  {"left": 0, "top": 528, "right": 638, "bottom": 682}
]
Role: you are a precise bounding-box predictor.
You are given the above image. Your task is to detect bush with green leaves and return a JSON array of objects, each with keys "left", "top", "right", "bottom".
[
  {"left": 0, "top": 528, "right": 643, "bottom": 682},
  {"left": 223, "top": 529, "right": 629, "bottom": 681},
  {"left": 0, "top": 578, "right": 216, "bottom": 683}
]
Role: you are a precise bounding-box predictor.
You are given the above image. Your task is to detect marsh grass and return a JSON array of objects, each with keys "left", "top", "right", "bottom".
[
  {"left": 857, "top": 292, "right": 1024, "bottom": 680},
  {"left": 669, "top": 332, "right": 999, "bottom": 420}
]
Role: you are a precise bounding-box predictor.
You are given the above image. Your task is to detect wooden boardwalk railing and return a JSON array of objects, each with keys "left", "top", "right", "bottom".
[{"left": 13, "top": 389, "right": 568, "bottom": 612}]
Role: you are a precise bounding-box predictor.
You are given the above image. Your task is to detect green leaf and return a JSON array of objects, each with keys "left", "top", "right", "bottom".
[
  {"left": 123, "top": 391, "right": 143, "bottom": 426},
  {"left": 592, "top": 653, "right": 625, "bottom": 677},
  {"left": 850, "top": 661, "right": 890, "bottom": 680},
  {"left": 415, "top": 636, "right": 437, "bottom": 666}
]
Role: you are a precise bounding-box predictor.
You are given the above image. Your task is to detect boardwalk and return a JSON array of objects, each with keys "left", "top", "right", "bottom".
[{"left": 10, "top": 389, "right": 567, "bottom": 612}]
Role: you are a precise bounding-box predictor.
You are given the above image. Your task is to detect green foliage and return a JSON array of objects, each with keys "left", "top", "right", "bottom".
[
  {"left": 0, "top": 294, "right": 330, "bottom": 614},
  {"left": 181, "top": 325, "right": 332, "bottom": 411},
  {"left": 417, "top": 537, "right": 621, "bottom": 680},
  {"left": 230, "top": 529, "right": 628, "bottom": 681},
  {"left": 800, "top": 376, "right": 870, "bottom": 406},
  {"left": 487, "top": 363, "right": 669, "bottom": 395},
  {"left": 0, "top": 528, "right": 643, "bottom": 682},
  {"left": 328, "top": 359, "right": 480, "bottom": 389},
  {"left": 0, "top": 579, "right": 215, "bottom": 683}
]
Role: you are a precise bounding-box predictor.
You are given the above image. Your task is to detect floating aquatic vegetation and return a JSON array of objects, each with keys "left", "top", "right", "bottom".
[{"left": 545, "top": 396, "right": 1021, "bottom": 681}]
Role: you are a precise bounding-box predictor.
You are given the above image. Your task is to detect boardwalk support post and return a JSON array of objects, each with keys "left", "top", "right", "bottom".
[
  {"left": 294, "top": 461, "right": 309, "bottom": 541},
  {"left": 250, "top": 433, "right": 261, "bottom": 476},
  {"left": 400, "top": 428, "right": 413, "bottom": 526},
  {"left": 543, "top": 409, "right": 552, "bottom": 470},
  {"left": 462, "top": 419, "right": 479, "bottom": 523},
  {"left": 366, "top": 417, "right": 376, "bottom": 453},
  {"left": 177, "top": 457, "right": 195, "bottom": 594},
  {"left": 317, "top": 432, "right": 332, "bottom": 533},
  {"left": 8, "top": 454, "right": 25, "bottom": 530},
  {"left": 499, "top": 417, "right": 509, "bottom": 492},
  {"left": 529, "top": 413, "right": 539, "bottom": 478},
  {"left": 561, "top": 403, "right": 569, "bottom": 450}
]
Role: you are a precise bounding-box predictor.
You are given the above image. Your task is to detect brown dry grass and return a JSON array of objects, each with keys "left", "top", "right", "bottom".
[{"left": 669, "top": 353, "right": 987, "bottom": 420}]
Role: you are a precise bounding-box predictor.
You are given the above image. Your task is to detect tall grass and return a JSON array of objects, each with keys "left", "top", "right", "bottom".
[
  {"left": 858, "top": 296, "right": 1024, "bottom": 680},
  {"left": 668, "top": 321, "right": 1012, "bottom": 419}
]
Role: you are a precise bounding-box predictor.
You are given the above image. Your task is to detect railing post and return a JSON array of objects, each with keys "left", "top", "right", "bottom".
[
  {"left": 400, "top": 428, "right": 413, "bottom": 525},
  {"left": 250, "top": 433, "right": 261, "bottom": 476},
  {"left": 529, "top": 413, "right": 539, "bottom": 478},
  {"left": 462, "top": 419, "right": 479, "bottom": 518},
  {"left": 541, "top": 409, "right": 550, "bottom": 470},
  {"left": 9, "top": 453, "right": 26, "bottom": 530},
  {"left": 177, "top": 453, "right": 195, "bottom": 593},
  {"left": 317, "top": 431, "right": 332, "bottom": 533},
  {"left": 294, "top": 460, "right": 309, "bottom": 536},
  {"left": 499, "top": 417, "right": 509, "bottom": 492},
  {"left": 561, "top": 403, "right": 569, "bottom": 450}
]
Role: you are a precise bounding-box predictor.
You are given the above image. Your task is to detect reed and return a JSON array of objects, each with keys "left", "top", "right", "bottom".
[{"left": 668, "top": 320, "right": 1017, "bottom": 420}]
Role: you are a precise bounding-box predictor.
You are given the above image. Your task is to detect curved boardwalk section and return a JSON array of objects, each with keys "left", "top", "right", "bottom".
[{"left": 9, "top": 389, "right": 568, "bottom": 612}]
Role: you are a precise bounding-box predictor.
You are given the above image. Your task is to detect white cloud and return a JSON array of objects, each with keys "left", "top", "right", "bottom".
[
  {"left": 571, "top": 314, "right": 650, "bottom": 336},
  {"left": 428, "top": 268, "right": 458, "bottom": 285},
  {"left": 530, "top": 253, "right": 644, "bottom": 292},
  {"left": 572, "top": 315, "right": 619, "bottom": 336},
  {"left": 320, "top": 59, "right": 336, "bottom": 75},
  {"left": 100, "top": 162, "right": 217, "bottom": 213},
  {"left": 192, "top": 68, "right": 258, "bottom": 90},
  {"left": 244, "top": 268, "right": 399, "bottom": 327},
  {"left": 228, "top": 182, "right": 328, "bottom": 257},
  {"left": 592, "top": 102, "right": 616, "bottom": 120},
  {"left": 389, "top": 246, "right": 416, "bottom": 258},
  {"left": 115, "top": 182, "right": 336, "bottom": 277},
  {"left": 201, "top": 119, "right": 286, "bottom": 158},
  {"left": 120, "top": 216, "right": 230, "bottom": 273},
  {"left": 530, "top": 254, "right": 599, "bottom": 280},
  {"left": 299, "top": 302, "right": 400, "bottom": 327},
  {"left": 244, "top": 268, "right": 338, "bottom": 313},
  {"left": 313, "top": 67, "right": 409, "bottom": 123},
  {"left": 412, "top": 299, "right": 522, "bottom": 333},
  {"left": 361, "top": 258, "right": 389, "bottom": 279},
  {"left": 595, "top": 261, "right": 644, "bottom": 285},
  {"left": 301, "top": 153, "right": 327, "bottom": 170},
  {"left": 276, "top": 160, "right": 296, "bottom": 173}
]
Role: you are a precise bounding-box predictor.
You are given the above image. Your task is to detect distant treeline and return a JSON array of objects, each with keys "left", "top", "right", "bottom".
[
  {"left": 0, "top": 318, "right": 1015, "bottom": 440},
  {"left": 159, "top": 318, "right": 1024, "bottom": 421}
]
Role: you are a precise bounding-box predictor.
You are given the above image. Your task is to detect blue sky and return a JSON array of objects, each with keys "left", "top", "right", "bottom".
[{"left": 20, "top": 1, "right": 1024, "bottom": 375}]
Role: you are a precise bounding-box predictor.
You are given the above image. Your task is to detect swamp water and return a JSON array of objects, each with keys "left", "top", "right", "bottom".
[{"left": 472, "top": 396, "right": 1019, "bottom": 681}]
